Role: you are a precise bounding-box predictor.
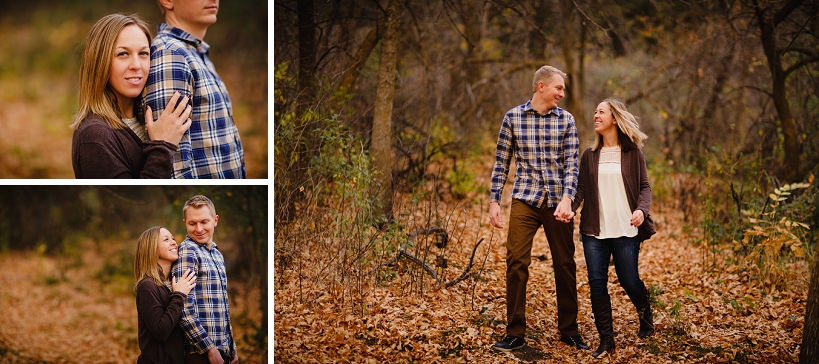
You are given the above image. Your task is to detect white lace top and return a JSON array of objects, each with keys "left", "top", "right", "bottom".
[{"left": 596, "top": 146, "right": 638, "bottom": 238}]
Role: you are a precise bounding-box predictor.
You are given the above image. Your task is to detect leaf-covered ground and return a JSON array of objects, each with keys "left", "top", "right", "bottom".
[
  {"left": 0, "top": 241, "right": 267, "bottom": 363},
  {"left": 274, "top": 185, "right": 808, "bottom": 363}
]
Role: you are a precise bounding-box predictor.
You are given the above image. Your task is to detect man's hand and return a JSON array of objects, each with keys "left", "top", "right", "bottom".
[
  {"left": 630, "top": 209, "right": 645, "bottom": 227},
  {"left": 489, "top": 202, "right": 504, "bottom": 229},
  {"left": 554, "top": 197, "right": 574, "bottom": 223},
  {"left": 208, "top": 347, "right": 224, "bottom": 364},
  {"left": 230, "top": 352, "right": 239, "bottom": 364}
]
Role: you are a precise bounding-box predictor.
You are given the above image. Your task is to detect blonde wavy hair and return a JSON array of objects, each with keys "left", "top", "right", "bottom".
[
  {"left": 133, "top": 226, "right": 167, "bottom": 290},
  {"left": 71, "top": 14, "right": 151, "bottom": 130},
  {"left": 592, "top": 99, "right": 648, "bottom": 151}
]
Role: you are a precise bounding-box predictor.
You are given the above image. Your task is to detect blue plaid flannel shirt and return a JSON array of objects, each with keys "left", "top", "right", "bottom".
[
  {"left": 490, "top": 100, "right": 580, "bottom": 208},
  {"left": 144, "top": 24, "right": 246, "bottom": 179},
  {"left": 174, "top": 238, "right": 235, "bottom": 355}
]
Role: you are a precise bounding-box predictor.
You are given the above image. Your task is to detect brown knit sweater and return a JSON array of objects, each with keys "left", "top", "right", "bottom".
[
  {"left": 71, "top": 116, "right": 176, "bottom": 178},
  {"left": 136, "top": 279, "right": 187, "bottom": 364},
  {"left": 571, "top": 146, "right": 653, "bottom": 239}
]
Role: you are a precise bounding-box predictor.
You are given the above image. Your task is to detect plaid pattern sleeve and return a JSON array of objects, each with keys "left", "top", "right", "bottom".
[
  {"left": 490, "top": 114, "right": 514, "bottom": 204},
  {"left": 145, "top": 23, "right": 246, "bottom": 179},
  {"left": 561, "top": 113, "right": 580, "bottom": 200},
  {"left": 490, "top": 101, "right": 580, "bottom": 209},
  {"left": 175, "top": 238, "right": 234, "bottom": 355}
]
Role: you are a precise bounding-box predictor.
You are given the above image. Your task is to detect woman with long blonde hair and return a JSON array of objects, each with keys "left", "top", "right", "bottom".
[
  {"left": 71, "top": 13, "right": 191, "bottom": 178},
  {"left": 134, "top": 226, "right": 196, "bottom": 364},
  {"left": 571, "top": 99, "right": 656, "bottom": 358}
]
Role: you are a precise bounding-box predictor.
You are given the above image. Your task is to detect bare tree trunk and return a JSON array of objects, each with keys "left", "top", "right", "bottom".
[
  {"left": 801, "top": 251, "right": 819, "bottom": 363},
  {"left": 371, "top": 0, "right": 402, "bottom": 222},
  {"left": 297, "top": 0, "right": 316, "bottom": 112},
  {"left": 754, "top": 0, "right": 804, "bottom": 182},
  {"left": 336, "top": 20, "right": 382, "bottom": 95},
  {"left": 560, "top": 0, "right": 581, "bottom": 119}
]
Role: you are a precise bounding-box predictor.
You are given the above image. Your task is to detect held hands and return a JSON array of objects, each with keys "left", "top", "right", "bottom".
[
  {"left": 630, "top": 209, "right": 645, "bottom": 227},
  {"left": 145, "top": 91, "right": 193, "bottom": 146},
  {"left": 172, "top": 268, "right": 196, "bottom": 295},
  {"left": 553, "top": 197, "right": 574, "bottom": 224}
]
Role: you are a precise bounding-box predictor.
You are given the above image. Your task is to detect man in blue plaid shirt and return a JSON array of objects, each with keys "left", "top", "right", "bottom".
[
  {"left": 145, "top": 0, "right": 246, "bottom": 179},
  {"left": 175, "top": 195, "right": 238, "bottom": 364},
  {"left": 489, "top": 66, "right": 587, "bottom": 353}
]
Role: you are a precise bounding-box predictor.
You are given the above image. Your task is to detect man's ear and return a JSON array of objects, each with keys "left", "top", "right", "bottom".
[
  {"left": 158, "top": 0, "right": 174, "bottom": 12},
  {"left": 213, "top": 215, "right": 219, "bottom": 226}
]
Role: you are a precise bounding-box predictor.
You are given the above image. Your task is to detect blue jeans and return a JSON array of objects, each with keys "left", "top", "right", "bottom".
[{"left": 582, "top": 234, "right": 646, "bottom": 301}]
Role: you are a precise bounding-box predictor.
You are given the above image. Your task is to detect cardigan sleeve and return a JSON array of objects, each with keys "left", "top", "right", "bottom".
[
  {"left": 72, "top": 119, "right": 176, "bottom": 179},
  {"left": 136, "top": 280, "right": 187, "bottom": 342},
  {"left": 72, "top": 122, "right": 136, "bottom": 178},
  {"left": 635, "top": 149, "right": 652, "bottom": 216},
  {"left": 571, "top": 147, "right": 592, "bottom": 212},
  {"left": 140, "top": 140, "right": 177, "bottom": 179}
]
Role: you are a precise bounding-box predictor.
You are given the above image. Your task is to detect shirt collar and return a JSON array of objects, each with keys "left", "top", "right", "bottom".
[
  {"left": 186, "top": 236, "right": 218, "bottom": 250},
  {"left": 158, "top": 23, "right": 211, "bottom": 54},
  {"left": 523, "top": 100, "right": 561, "bottom": 117}
]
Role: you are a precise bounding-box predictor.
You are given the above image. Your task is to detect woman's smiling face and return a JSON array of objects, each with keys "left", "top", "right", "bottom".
[
  {"left": 108, "top": 24, "right": 149, "bottom": 112},
  {"left": 594, "top": 101, "right": 617, "bottom": 135},
  {"left": 156, "top": 228, "right": 179, "bottom": 264}
]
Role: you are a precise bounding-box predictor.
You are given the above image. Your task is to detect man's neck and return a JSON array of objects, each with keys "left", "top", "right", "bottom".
[
  {"left": 196, "top": 240, "right": 214, "bottom": 249},
  {"left": 530, "top": 97, "right": 551, "bottom": 115},
  {"left": 166, "top": 17, "right": 208, "bottom": 40}
]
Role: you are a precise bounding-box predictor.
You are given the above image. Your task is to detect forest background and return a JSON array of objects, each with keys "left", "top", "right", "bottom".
[
  {"left": 0, "top": 185, "right": 269, "bottom": 363},
  {"left": 0, "top": 0, "right": 268, "bottom": 178},
  {"left": 275, "top": 0, "right": 819, "bottom": 363}
]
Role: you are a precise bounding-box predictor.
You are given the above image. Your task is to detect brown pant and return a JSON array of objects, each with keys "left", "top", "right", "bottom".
[
  {"left": 184, "top": 353, "right": 211, "bottom": 364},
  {"left": 505, "top": 199, "right": 578, "bottom": 338}
]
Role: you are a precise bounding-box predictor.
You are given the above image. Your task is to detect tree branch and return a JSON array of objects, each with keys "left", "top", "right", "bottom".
[
  {"left": 445, "top": 238, "right": 484, "bottom": 287},
  {"left": 785, "top": 55, "right": 819, "bottom": 77},
  {"left": 773, "top": 0, "right": 805, "bottom": 26}
]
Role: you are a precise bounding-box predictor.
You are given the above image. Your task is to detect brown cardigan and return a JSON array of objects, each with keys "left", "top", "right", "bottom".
[
  {"left": 71, "top": 116, "right": 176, "bottom": 178},
  {"left": 571, "top": 146, "right": 654, "bottom": 239},
  {"left": 136, "top": 279, "right": 187, "bottom": 364}
]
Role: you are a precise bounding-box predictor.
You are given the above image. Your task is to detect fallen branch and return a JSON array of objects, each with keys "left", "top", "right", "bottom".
[
  {"left": 368, "top": 227, "right": 485, "bottom": 288},
  {"left": 445, "top": 238, "right": 484, "bottom": 288}
]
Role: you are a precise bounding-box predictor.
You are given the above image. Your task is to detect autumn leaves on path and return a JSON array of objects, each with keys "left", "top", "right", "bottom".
[{"left": 274, "top": 193, "right": 807, "bottom": 363}]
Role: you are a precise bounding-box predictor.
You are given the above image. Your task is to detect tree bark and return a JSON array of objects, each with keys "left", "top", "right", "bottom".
[
  {"left": 754, "top": 0, "right": 805, "bottom": 182},
  {"left": 337, "top": 20, "right": 382, "bottom": 95},
  {"left": 560, "top": 0, "right": 582, "bottom": 120},
  {"left": 371, "top": 0, "right": 402, "bottom": 222},
  {"left": 297, "top": 0, "right": 317, "bottom": 112},
  {"left": 801, "top": 250, "right": 819, "bottom": 363}
]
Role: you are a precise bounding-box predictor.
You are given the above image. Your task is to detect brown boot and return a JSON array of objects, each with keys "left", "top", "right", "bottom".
[
  {"left": 632, "top": 287, "right": 654, "bottom": 338},
  {"left": 590, "top": 295, "right": 615, "bottom": 358}
]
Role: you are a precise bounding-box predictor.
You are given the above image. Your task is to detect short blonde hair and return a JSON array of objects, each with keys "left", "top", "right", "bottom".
[
  {"left": 592, "top": 99, "right": 648, "bottom": 151},
  {"left": 532, "top": 65, "right": 568, "bottom": 93},
  {"left": 183, "top": 195, "right": 217, "bottom": 219},
  {"left": 134, "top": 226, "right": 167, "bottom": 290},
  {"left": 71, "top": 14, "right": 152, "bottom": 130}
]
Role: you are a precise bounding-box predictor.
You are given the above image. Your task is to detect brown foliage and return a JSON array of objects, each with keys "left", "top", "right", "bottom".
[
  {"left": 274, "top": 176, "right": 807, "bottom": 363},
  {"left": 0, "top": 241, "right": 266, "bottom": 363}
]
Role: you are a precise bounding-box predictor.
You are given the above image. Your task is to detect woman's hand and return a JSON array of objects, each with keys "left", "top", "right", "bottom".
[
  {"left": 630, "top": 209, "right": 645, "bottom": 227},
  {"left": 172, "top": 268, "right": 196, "bottom": 295},
  {"left": 145, "top": 91, "right": 192, "bottom": 145}
]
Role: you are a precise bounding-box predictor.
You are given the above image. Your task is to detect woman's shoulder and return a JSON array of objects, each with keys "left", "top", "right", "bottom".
[
  {"left": 580, "top": 146, "right": 595, "bottom": 158},
  {"left": 136, "top": 278, "right": 162, "bottom": 292},
  {"left": 75, "top": 116, "right": 116, "bottom": 137}
]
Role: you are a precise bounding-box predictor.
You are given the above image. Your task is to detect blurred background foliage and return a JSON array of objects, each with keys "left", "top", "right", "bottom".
[
  {"left": 274, "top": 0, "right": 819, "bottom": 293},
  {"left": 0, "top": 0, "right": 268, "bottom": 178},
  {"left": 0, "top": 185, "right": 268, "bottom": 357}
]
